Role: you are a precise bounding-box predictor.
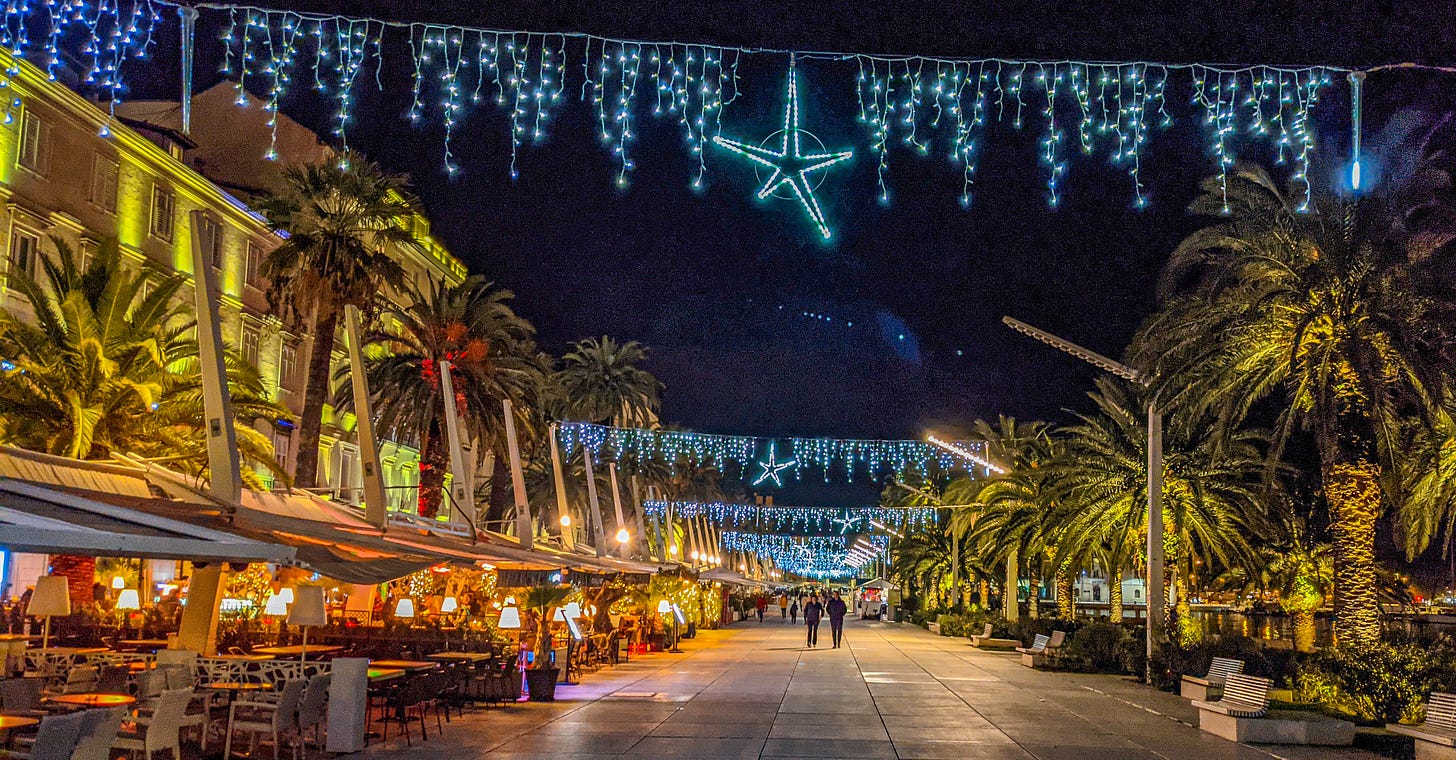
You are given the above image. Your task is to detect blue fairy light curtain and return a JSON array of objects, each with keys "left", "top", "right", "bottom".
[
  {"left": 722, "top": 532, "right": 890, "bottom": 579},
  {"left": 644, "top": 501, "right": 935, "bottom": 533}
]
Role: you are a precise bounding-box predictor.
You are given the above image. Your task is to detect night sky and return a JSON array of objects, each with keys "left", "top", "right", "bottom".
[{"left": 135, "top": 1, "right": 1456, "bottom": 447}]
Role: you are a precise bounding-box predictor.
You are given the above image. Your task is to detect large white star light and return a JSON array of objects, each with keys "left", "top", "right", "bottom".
[
  {"left": 713, "top": 56, "right": 853, "bottom": 239},
  {"left": 753, "top": 442, "right": 798, "bottom": 488}
]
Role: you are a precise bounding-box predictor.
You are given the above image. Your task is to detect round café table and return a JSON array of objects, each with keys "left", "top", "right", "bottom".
[{"left": 44, "top": 693, "right": 137, "bottom": 709}]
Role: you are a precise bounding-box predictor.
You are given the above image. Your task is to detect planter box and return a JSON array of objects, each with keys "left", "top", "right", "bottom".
[{"left": 525, "top": 667, "right": 560, "bottom": 702}]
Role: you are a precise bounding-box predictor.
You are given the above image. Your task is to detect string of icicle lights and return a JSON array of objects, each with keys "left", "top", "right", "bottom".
[
  {"left": 722, "top": 532, "right": 889, "bottom": 578},
  {"left": 645, "top": 500, "right": 935, "bottom": 532},
  {"left": 182, "top": 4, "right": 1348, "bottom": 211},
  {"left": 557, "top": 422, "right": 986, "bottom": 483}
]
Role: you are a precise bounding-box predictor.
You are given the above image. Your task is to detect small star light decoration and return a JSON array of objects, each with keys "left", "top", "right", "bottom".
[
  {"left": 753, "top": 442, "right": 798, "bottom": 488},
  {"left": 713, "top": 55, "right": 853, "bottom": 239}
]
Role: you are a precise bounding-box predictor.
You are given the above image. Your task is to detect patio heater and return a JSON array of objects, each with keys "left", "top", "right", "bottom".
[
  {"left": 30, "top": 576, "right": 69, "bottom": 650},
  {"left": 288, "top": 587, "right": 327, "bottom": 664}
]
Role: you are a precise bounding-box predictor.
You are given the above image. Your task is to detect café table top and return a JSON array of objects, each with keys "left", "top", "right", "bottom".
[
  {"left": 0, "top": 715, "right": 37, "bottom": 731},
  {"left": 250, "top": 645, "right": 344, "bottom": 657},
  {"left": 211, "top": 654, "right": 273, "bottom": 662},
  {"left": 367, "top": 668, "right": 405, "bottom": 682},
  {"left": 45, "top": 693, "right": 136, "bottom": 708},
  {"left": 369, "top": 660, "right": 439, "bottom": 672},
  {"left": 126, "top": 661, "right": 157, "bottom": 672},
  {"left": 424, "top": 652, "right": 491, "bottom": 662},
  {"left": 117, "top": 639, "right": 169, "bottom": 648},
  {"left": 0, "top": 634, "right": 33, "bottom": 642},
  {"left": 204, "top": 682, "right": 274, "bottom": 691},
  {"left": 32, "top": 647, "right": 108, "bottom": 655}
]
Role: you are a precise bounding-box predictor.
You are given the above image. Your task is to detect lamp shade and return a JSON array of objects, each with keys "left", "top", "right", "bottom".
[
  {"left": 29, "top": 576, "right": 71, "bottom": 617},
  {"left": 111, "top": 576, "right": 126, "bottom": 590},
  {"left": 115, "top": 589, "right": 140, "bottom": 611},
  {"left": 287, "top": 586, "right": 327, "bottom": 627},
  {"left": 498, "top": 606, "right": 521, "bottom": 629},
  {"left": 440, "top": 596, "right": 458, "bottom": 614},
  {"left": 563, "top": 602, "right": 582, "bottom": 619},
  {"left": 262, "top": 592, "right": 290, "bottom": 617},
  {"left": 393, "top": 598, "right": 416, "bottom": 618},
  {"left": 278, "top": 587, "right": 295, "bottom": 604},
  {"left": 656, "top": 599, "right": 671, "bottom": 614}
]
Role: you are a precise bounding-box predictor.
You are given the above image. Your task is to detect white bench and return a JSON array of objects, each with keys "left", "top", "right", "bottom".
[
  {"left": 1181, "top": 656, "right": 1244, "bottom": 701},
  {"left": 1016, "top": 630, "right": 1065, "bottom": 668},
  {"left": 927, "top": 622, "right": 942, "bottom": 635},
  {"left": 1388, "top": 692, "right": 1456, "bottom": 759},
  {"left": 970, "top": 623, "right": 1019, "bottom": 650},
  {"left": 1194, "top": 673, "right": 1354, "bottom": 745}
]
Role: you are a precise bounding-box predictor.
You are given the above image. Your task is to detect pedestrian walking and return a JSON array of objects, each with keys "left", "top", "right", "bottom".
[
  {"left": 779, "top": 593, "right": 788, "bottom": 620},
  {"left": 827, "top": 591, "right": 848, "bottom": 648},
  {"left": 803, "top": 595, "right": 824, "bottom": 648},
  {"left": 790, "top": 598, "right": 799, "bottom": 624},
  {"left": 755, "top": 595, "right": 767, "bottom": 623}
]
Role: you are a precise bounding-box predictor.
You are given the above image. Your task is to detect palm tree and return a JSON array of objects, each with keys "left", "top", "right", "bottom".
[
  {"left": 1130, "top": 161, "right": 1456, "bottom": 647},
  {"left": 340, "top": 275, "right": 543, "bottom": 520},
  {"left": 0, "top": 236, "right": 286, "bottom": 479},
  {"left": 1217, "top": 520, "right": 1332, "bottom": 653},
  {"left": 554, "top": 336, "right": 662, "bottom": 426},
  {"left": 1055, "top": 378, "right": 1267, "bottom": 643},
  {"left": 256, "top": 158, "right": 414, "bottom": 489}
]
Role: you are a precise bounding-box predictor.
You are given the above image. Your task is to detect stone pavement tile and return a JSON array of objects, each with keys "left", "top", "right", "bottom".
[
  {"left": 996, "top": 729, "right": 1141, "bottom": 749},
  {"left": 885, "top": 723, "right": 1013, "bottom": 743},
  {"left": 893, "top": 740, "right": 1037, "bottom": 759},
  {"left": 761, "top": 737, "right": 899, "bottom": 758},
  {"left": 622, "top": 736, "right": 765, "bottom": 759},
  {"left": 485, "top": 731, "right": 647, "bottom": 755},
  {"left": 650, "top": 719, "right": 775, "bottom": 738},
  {"left": 768, "top": 722, "right": 891, "bottom": 740},
  {"left": 772, "top": 712, "right": 881, "bottom": 727},
  {"left": 1021, "top": 746, "right": 1165, "bottom": 760}
]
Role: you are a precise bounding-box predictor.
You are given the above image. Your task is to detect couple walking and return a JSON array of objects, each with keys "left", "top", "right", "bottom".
[{"left": 802, "top": 591, "right": 848, "bottom": 648}]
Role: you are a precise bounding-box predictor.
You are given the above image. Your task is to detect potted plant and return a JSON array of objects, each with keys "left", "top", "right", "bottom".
[{"left": 522, "top": 584, "right": 573, "bottom": 701}]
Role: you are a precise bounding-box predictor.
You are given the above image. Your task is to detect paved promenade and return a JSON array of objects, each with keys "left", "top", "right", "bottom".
[{"left": 359, "top": 618, "right": 1382, "bottom": 759}]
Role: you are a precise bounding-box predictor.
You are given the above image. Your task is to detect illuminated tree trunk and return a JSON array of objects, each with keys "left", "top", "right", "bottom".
[
  {"left": 1026, "top": 567, "right": 1040, "bottom": 619},
  {"left": 1292, "top": 609, "right": 1317, "bottom": 653},
  {"left": 1174, "top": 574, "right": 1198, "bottom": 645},
  {"left": 1324, "top": 459, "right": 1382, "bottom": 648},
  {"left": 1004, "top": 548, "right": 1019, "bottom": 622},
  {"left": 416, "top": 417, "right": 446, "bottom": 519},
  {"left": 1109, "top": 570, "right": 1124, "bottom": 621},
  {"left": 1056, "top": 562, "right": 1074, "bottom": 619},
  {"left": 294, "top": 306, "right": 339, "bottom": 489},
  {"left": 978, "top": 580, "right": 990, "bottom": 610}
]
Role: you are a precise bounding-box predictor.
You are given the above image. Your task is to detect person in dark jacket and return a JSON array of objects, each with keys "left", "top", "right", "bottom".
[
  {"left": 789, "top": 598, "right": 799, "bottom": 624},
  {"left": 826, "top": 591, "right": 849, "bottom": 648},
  {"left": 803, "top": 596, "right": 824, "bottom": 647}
]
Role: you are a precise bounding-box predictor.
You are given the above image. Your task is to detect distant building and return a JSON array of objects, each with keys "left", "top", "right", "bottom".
[{"left": 0, "top": 48, "right": 465, "bottom": 511}]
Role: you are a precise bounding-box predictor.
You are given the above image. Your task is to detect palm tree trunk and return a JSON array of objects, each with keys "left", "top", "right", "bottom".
[
  {"left": 1324, "top": 458, "right": 1382, "bottom": 648},
  {"left": 417, "top": 419, "right": 447, "bottom": 519},
  {"left": 1109, "top": 570, "right": 1124, "bottom": 621},
  {"left": 1174, "top": 575, "right": 1197, "bottom": 645},
  {"left": 1004, "top": 548, "right": 1019, "bottom": 622},
  {"left": 1027, "top": 568, "right": 1040, "bottom": 619},
  {"left": 1056, "top": 568, "right": 1074, "bottom": 620},
  {"left": 1292, "top": 609, "right": 1317, "bottom": 653},
  {"left": 294, "top": 307, "right": 340, "bottom": 489}
]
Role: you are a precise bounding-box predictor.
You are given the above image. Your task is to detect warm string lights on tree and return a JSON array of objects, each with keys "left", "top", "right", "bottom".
[
  {"left": 558, "top": 422, "right": 984, "bottom": 482},
  {"left": 644, "top": 500, "right": 936, "bottom": 532},
  {"left": 721, "top": 532, "right": 888, "bottom": 578}
]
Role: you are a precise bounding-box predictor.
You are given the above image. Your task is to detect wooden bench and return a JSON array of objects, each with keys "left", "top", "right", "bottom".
[
  {"left": 1016, "top": 631, "right": 1065, "bottom": 668},
  {"left": 969, "top": 623, "right": 1019, "bottom": 650},
  {"left": 1180, "top": 656, "right": 1244, "bottom": 701},
  {"left": 1194, "top": 673, "right": 1354, "bottom": 745},
  {"left": 1388, "top": 692, "right": 1456, "bottom": 759}
]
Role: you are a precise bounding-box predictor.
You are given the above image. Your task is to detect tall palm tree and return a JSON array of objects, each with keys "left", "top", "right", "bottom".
[
  {"left": 256, "top": 158, "right": 413, "bottom": 489},
  {"left": 1055, "top": 378, "right": 1267, "bottom": 643},
  {"left": 1216, "top": 519, "right": 1333, "bottom": 653},
  {"left": 0, "top": 236, "right": 286, "bottom": 478},
  {"left": 340, "top": 275, "right": 543, "bottom": 520},
  {"left": 1130, "top": 161, "right": 1456, "bottom": 647},
  {"left": 554, "top": 336, "right": 662, "bottom": 426}
]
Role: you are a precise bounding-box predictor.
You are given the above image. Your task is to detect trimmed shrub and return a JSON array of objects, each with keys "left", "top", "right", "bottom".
[
  {"left": 1298, "top": 639, "right": 1456, "bottom": 725},
  {"left": 1060, "top": 621, "right": 1134, "bottom": 673}
]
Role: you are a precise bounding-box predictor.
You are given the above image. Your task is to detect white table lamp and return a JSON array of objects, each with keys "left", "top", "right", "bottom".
[
  {"left": 30, "top": 576, "right": 70, "bottom": 649},
  {"left": 115, "top": 589, "right": 141, "bottom": 611},
  {"left": 287, "top": 587, "right": 327, "bottom": 663}
]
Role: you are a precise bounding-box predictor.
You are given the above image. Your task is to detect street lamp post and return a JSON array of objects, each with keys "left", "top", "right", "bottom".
[{"left": 1002, "top": 316, "right": 1164, "bottom": 684}]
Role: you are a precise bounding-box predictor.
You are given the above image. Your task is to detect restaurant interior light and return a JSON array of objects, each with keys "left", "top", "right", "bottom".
[
  {"left": 440, "top": 596, "right": 458, "bottom": 613},
  {"left": 657, "top": 599, "right": 672, "bottom": 614},
  {"left": 563, "top": 601, "right": 582, "bottom": 619},
  {"left": 394, "top": 597, "right": 416, "bottom": 619},
  {"left": 560, "top": 514, "right": 572, "bottom": 527},
  {"left": 111, "top": 576, "right": 126, "bottom": 590},
  {"left": 115, "top": 589, "right": 140, "bottom": 611},
  {"left": 615, "top": 528, "right": 630, "bottom": 543},
  {"left": 278, "top": 587, "right": 295, "bottom": 604},
  {"left": 287, "top": 586, "right": 328, "bottom": 664},
  {"left": 498, "top": 606, "right": 521, "bottom": 629}
]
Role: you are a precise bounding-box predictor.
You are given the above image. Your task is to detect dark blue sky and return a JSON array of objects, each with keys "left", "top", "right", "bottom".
[{"left": 137, "top": 1, "right": 1456, "bottom": 448}]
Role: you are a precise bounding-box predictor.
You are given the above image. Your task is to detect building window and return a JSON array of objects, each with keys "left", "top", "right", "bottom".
[
  {"left": 18, "top": 110, "right": 49, "bottom": 175},
  {"left": 272, "top": 431, "right": 291, "bottom": 468},
  {"left": 195, "top": 215, "right": 222, "bottom": 269},
  {"left": 150, "top": 185, "right": 175, "bottom": 241},
  {"left": 244, "top": 240, "right": 261, "bottom": 287},
  {"left": 280, "top": 341, "right": 298, "bottom": 387},
  {"left": 240, "top": 324, "right": 261, "bottom": 367},
  {"left": 8, "top": 228, "right": 39, "bottom": 280},
  {"left": 78, "top": 239, "right": 99, "bottom": 271},
  {"left": 90, "top": 155, "right": 119, "bottom": 213}
]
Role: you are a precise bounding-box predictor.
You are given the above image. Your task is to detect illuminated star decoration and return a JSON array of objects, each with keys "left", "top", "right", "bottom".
[
  {"left": 831, "top": 514, "right": 864, "bottom": 535},
  {"left": 713, "top": 55, "right": 853, "bottom": 239},
  {"left": 753, "top": 442, "right": 798, "bottom": 488}
]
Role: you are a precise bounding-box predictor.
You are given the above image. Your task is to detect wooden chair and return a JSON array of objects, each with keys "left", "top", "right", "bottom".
[
  {"left": 1388, "top": 692, "right": 1456, "bottom": 756},
  {"left": 224, "top": 679, "right": 305, "bottom": 760}
]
